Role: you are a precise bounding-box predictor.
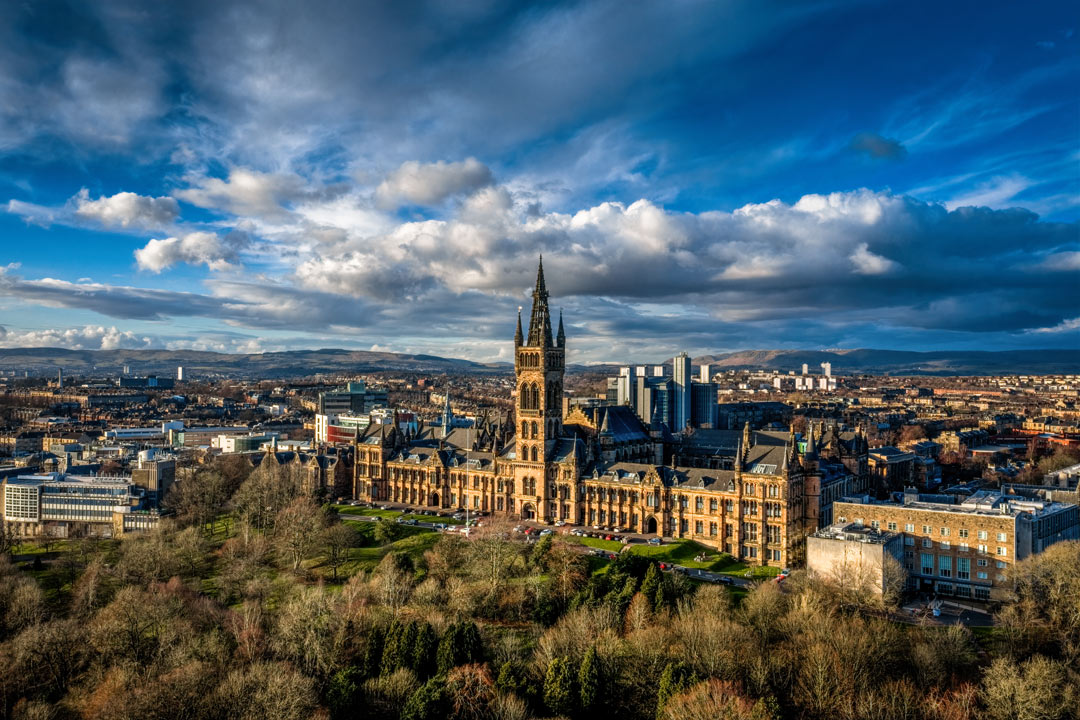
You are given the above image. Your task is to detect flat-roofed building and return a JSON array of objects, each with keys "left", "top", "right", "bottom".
[
  {"left": 834, "top": 490, "right": 1079, "bottom": 601},
  {"left": 868, "top": 446, "right": 916, "bottom": 490},
  {"left": 807, "top": 522, "right": 905, "bottom": 596},
  {"left": 2, "top": 472, "right": 152, "bottom": 538}
]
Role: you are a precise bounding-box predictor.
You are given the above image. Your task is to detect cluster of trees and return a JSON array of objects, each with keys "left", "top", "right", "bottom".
[{"left": 1, "top": 450, "right": 1078, "bottom": 719}]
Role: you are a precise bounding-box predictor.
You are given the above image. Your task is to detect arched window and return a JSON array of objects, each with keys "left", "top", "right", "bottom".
[
  {"left": 531, "top": 446, "right": 538, "bottom": 462},
  {"left": 522, "top": 421, "right": 527, "bottom": 437},
  {"left": 531, "top": 421, "right": 537, "bottom": 438}
]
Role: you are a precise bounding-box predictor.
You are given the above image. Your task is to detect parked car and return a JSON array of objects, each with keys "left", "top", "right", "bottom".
[
  {"left": 554, "top": 520, "right": 566, "bottom": 527},
  {"left": 717, "top": 576, "right": 734, "bottom": 585},
  {"left": 539, "top": 529, "right": 553, "bottom": 536},
  {"left": 513, "top": 525, "right": 525, "bottom": 533},
  {"left": 647, "top": 537, "right": 662, "bottom": 546}
]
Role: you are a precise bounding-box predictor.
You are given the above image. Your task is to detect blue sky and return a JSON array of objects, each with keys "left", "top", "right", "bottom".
[{"left": 0, "top": 0, "right": 1077, "bottom": 363}]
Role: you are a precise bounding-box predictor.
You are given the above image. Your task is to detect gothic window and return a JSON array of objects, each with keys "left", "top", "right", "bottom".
[
  {"left": 522, "top": 421, "right": 527, "bottom": 437},
  {"left": 531, "top": 421, "right": 537, "bottom": 438},
  {"left": 531, "top": 446, "right": 538, "bottom": 463}
]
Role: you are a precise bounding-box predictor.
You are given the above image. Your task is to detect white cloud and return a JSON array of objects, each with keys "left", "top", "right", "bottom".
[
  {"left": 73, "top": 189, "right": 179, "bottom": 229},
  {"left": 850, "top": 242, "right": 899, "bottom": 275},
  {"left": 375, "top": 158, "right": 493, "bottom": 208},
  {"left": 945, "top": 174, "right": 1031, "bottom": 210},
  {"left": 0, "top": 324, "right": 152, "bottom": 350},
  {"left": 5, "top": 199, "right": 57, "bottom": 226},
  {"left": 175, "top": 168, "right": 312, "bottom": 217},
  {"left": 135, "top": 231, "right": 248, "bottom": 272}
]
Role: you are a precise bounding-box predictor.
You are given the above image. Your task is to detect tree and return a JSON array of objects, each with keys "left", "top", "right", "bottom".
[
  {"left": 543, "top": 656, "right": 576, "bottom": 717},
  {"left": 579, "top": 645, "right": 600, "bottom": 712},
  {"left": 327, "top": 666, "right": 361, "bottom": 720},
  {"left": 211, "top": 661, "right": 318, "bottom": 720},
  {"left": 437, "top": 622, "right": 482, "bottom": 675},
  {"left": 274, "top": 496, "right": 325, "bottom": 573},
  {"left": 272, "top": 585, "right": 346, "bottom": 682},
  {"left": 374, "top": 517, "right": 403, "bottom": 544},
  {"left": 361, "top": 624, "right": 386, "bottom": 678},
  {"left": 411, "top": 622, "right": 437, "bottom": 678},
  {"left": 446, "top": 663, "right": 496, "bottom": 720},
  {"left": 174, "top": 526, "right": 209, "bottom": 576},
  {"left": 980, "top": 655, "right": 1074, "bottom": 720},
  {"left": 231, "top": 462, "right": 304, "bottom": 532},
  {"left": 662, "top": 679, "right": 775, "bottom": 720},
  {"left": 375, "top": 552, "right": 416, "bottom": 609},
  {"left": 899, "top": 424, "right": 927, "bottom": 445},
  {"left": 401, "top": 676, "right": 448, "bottom": 720},
  {"left": 640, "top": 562, "right": 661, "bottom": 602},
  {"left": 322, "top": 522, "right": 356, "bottom": 581},
  {"left": 0, "top": 521, "right": 18, "bottom": 556},
  {"left": 166, "top": 468, "right": 230, "bottom": 533},
  {"left": 657, "top": 661, "right": 699, "bottom": 719}
]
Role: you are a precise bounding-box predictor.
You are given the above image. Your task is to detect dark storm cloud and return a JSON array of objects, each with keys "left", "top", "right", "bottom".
[{"left": 849, "top": 132, "right": 907, "bottom": 160}]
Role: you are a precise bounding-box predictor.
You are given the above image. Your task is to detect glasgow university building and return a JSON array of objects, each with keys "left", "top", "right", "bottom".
[{"left": 352, "top": 259, "right": 871, "bottom": 567}]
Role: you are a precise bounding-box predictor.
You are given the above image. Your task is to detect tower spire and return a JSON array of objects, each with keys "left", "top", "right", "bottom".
[
  {"left": 526, "top": 255, "right": 553, "bottom": 346},
  {"left": 556, "top": 308, "right": 565, "bottom": 348},
  {"left": 514, "top": 306, "right": 523, "bottom": 346}
]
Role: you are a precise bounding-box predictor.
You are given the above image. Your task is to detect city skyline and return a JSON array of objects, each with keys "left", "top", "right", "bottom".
[{"left": 2, "top": 1, "right": 1078, "bottom": 362}]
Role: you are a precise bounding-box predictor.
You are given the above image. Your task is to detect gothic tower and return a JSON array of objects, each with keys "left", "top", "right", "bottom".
[{"left": 513, "top": 256, "right": 565, "bottom": 521}]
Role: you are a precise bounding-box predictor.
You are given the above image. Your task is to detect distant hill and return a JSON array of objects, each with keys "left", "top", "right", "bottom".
[
  {"left": 0, "top": 346, "right": 1075, "bottom": 379},
  {"left": 689, "top": 349, "right": 1080, "bottom": 376},
  {"left": 0, "top": 347, "right": 506, "bottom": 380}
]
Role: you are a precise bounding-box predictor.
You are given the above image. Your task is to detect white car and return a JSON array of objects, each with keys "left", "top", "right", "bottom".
[
  {"left": 539, "top": 529, "right": 553, "bottom": 536},
  {"left": 554, "top": 520, "right": 566, "bottom": 527}
]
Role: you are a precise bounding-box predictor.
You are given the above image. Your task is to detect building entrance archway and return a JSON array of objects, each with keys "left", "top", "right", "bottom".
[
  {"left": 431, "top": 492, "right": 439, "bottom": 507},
  {"left": 646, "top": 516, "right": 658, "bottom": 535},
  {"left": 521, "top": 503, "right": 535, "bottom": 520}
]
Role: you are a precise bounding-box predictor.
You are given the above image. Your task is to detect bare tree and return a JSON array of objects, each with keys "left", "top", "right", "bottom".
[
  {"left": 274, "top": 496, "right": 325, "bottom": 573},
  {"left": 322, "top": 522, "right": 356, "bottom": 581}
]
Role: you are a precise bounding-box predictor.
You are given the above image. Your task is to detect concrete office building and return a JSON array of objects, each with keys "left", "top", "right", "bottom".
[
  {"left": 807, "top": 522, "right": 905, "bottom": 596},
  {"left": 834, "top": 490, "right": 1079, "bottom": 601},
  {"left": 2, "top": 473, "right": 155, "bottom": 538}
]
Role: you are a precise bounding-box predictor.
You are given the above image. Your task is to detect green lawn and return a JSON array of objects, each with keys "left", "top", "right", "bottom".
[
  {"left": 328, "top": 528, "right": 441, "bottom": 577},
  {"left": 563, "top": 535, "right": 624, "bottom": 552},
  {"left": 626, "top": 539, "right": 721, "bottom": 568}
]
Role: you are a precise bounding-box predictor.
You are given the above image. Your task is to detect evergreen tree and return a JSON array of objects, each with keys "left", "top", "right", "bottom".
[
  {"left": 640, "top": 562, "right": 661, "bottom": 601},
  {"left": 655, "top": 661, "right": 698, "bottom": 719},
  {"left": 460, "top": 621, "right": 482, "bottom": 664},
  {"left": 612, "top": 574, "right": 638, "bottom": 616},
  {"left": 653, "top": 577, "right": 667, "bottom": 613},
  {"left": 401, "top": 676, "right": 448, "bottom": 720},
  {"left": 361, "top": 624, "right": 385, "bottom": 678},
  {"left": 326, "top": 666, "right": 360, "bottom": 719},
  {"left": 579, "top": 645, "right": 600, "bottom": 712},
  {"left": 530, "top": 534, "right": 553, "bottom": 567},
  {"left": 495, "top": 661, "right": 524, "bottom": 696},
  {"left": 381, "top": 619, "right": 412, "bottom": 675},
  {"left": 436, "top": 622, "right": 458, "bottom": 674},
  {"left": 543, "top": 656, "right": 576, "bottom": 718},
  {"left": 411, "top": 622, "right": 437, "bottom": 678}
]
